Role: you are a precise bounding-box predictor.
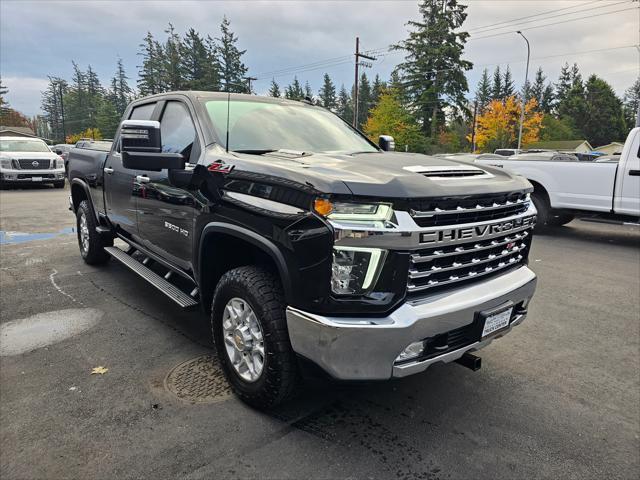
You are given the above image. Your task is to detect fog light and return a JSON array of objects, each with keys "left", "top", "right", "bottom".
[{"left": 395, "top": 341, "right": 425, "bottom": 363}]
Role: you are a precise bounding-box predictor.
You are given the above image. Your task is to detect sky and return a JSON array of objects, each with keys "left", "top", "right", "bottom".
[{"left": 1, "top": 0, "right": 638, "bottom": 116}]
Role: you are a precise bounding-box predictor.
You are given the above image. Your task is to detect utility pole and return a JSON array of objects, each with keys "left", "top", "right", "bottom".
[
  {"left": 244, "top": 76, "right": 257, "bottom": 94},
  {"left": 353, "top": 37, "right": 376, "bottom": 128},
  {"left": 471, "top": 100, "right": 478, "bottom": 153},
  {"left": 516, "top": 31, "right": 530, "bottom": 152}
]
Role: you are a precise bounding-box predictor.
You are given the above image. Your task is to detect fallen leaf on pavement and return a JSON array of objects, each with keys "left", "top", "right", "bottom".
[{"left": 91, "top": 366, "right": 108, "bottom": 375}]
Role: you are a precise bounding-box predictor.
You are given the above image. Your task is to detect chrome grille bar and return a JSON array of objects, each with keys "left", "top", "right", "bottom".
[
  {"left": 407, "top": 255, "right": 524, "bottom": 293},
  {"left": 410, "top": 198, "right": 529, "bottom": 218},
  {"left": 409, "top": 243, "right": 527, "bottom": 279},
  {"left": 411, "top": 231, "right": 529, "bottom": 263}
]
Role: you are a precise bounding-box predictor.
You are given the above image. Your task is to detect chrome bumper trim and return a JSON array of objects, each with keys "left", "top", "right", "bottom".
[{"left": 286, "top": 266, "right": 537, "bottom": 380}]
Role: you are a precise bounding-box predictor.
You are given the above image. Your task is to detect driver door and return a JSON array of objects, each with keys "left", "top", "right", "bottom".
[{"left": 136, "top": 100, "right": 201, "bottom": 271}]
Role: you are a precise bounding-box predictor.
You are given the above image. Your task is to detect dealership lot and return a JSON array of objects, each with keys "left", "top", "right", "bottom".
[{"left": 0, "top": 185, "right": 638, "bottom": 479}]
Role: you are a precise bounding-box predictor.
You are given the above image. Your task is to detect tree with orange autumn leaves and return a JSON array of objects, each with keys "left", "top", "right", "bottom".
[{"left": 471, "top": 96, "right": 543, "bottom": 152}]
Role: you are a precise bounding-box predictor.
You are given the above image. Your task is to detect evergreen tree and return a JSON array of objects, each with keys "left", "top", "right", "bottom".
[
  {"left": 475, "top": 68, "right": 492, "bottom": 109},
  {"left": 623, "top": 78, "right": 640, "bottom": 128},
  {"left": 491, "top": 66, "right": 503, "bottom": 100},
  {"left": 285, "top": 77, "right": 304, "bottom": 100},
  {"left": 554, "top": 62, "right": 573, "bottom": 112},
  {"left": 356, "top": 72, "right": 373, "bottom": 129},
  {"left": 557, "top": 63, "right": 584, "bottom": 125},
  {"left": 392, "top": 0, "right": 472, "bottom": 138},
  {"left": 181, "top": 28, "right": 219, "bottom": 91},
  {"left": 268, "top": 79, "right": 281, "bottom": 97},
  {"left": 96, "top": 98, "right": 120, "bottom": 138},
  {"left": 371, "top": 74, "right": 386, "bottom": 107},
  {"left": 216, "top": 16, "right": 248, "bottom": 92},
  {"left": 304, "top": 81, "right": 313, "bottom": 100},
  {"left": 529, "top": 67, "right": 554, "bottom": 114},
  {"left": 163, "top": 24, "right": 184, "bottom": 90},
  {"left": 336, "top": 84, "right": 353, "bottom": 124},
  {"left": 582, "top": 75, "right": 627, "bottom": 146},
  {"left": 388, "top": 70, "right": 408, "bottom": 108},
  {"left": 138, "top": 32, "right": 166, "bottom": 95},
  {"left": 110, "top": 58, "right": 133, "bottom": 116},
  {"left": 502, "top": 65, "right": 515, "bottom": 98},
  {"left": 85, "top": 65, "right": 104, "bottom": 129},
  {"left": 41, "top": 77, "right": 68, "bottom": 141},
  {"left": 65, "top": 62, "right": 89, "bottom": 134},
  {"left": 0, "top": 77, "right": 8, "bottom": 114},
  {"left": 318, "top": 73, "right": 337, "bottom": 110}
]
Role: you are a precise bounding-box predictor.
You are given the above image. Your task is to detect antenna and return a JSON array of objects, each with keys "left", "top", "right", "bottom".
[{"left": 226, "top": 89, "right": 231, "bottom": 153}]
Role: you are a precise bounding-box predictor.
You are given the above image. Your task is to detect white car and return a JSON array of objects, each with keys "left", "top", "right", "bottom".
[
  {"left": 0, "top": 136, "right": 66, "bottom": 188},
  {"left": 476, "top": 128, "right": 640, "bottom": 229}
]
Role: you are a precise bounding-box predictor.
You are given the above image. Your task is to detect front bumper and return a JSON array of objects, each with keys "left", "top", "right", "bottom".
[
  {"left": 286, "top": 265, "right": 536, "bottom": 380},
  {"left": 0, "top": 168, "right": 65, "bottom": 183}
]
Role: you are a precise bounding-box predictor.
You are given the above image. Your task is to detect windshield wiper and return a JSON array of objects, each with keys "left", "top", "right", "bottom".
[{"left": 231, "top": 149, "right": 278, "bottom": 155}]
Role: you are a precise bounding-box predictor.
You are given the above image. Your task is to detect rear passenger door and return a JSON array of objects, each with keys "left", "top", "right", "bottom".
[
  {"left": 104, "top": 101, "right": 156, "bottom": 239},
  {"left": 136, "top": 99, "right": 201, "bottom": 271}
]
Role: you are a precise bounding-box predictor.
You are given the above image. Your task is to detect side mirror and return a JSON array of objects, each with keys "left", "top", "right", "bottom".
[
  {"left": 120, "top": 120, "right": 185, "bottom": 171},
  {"left": 379, "top": 135, "right": 395, "bottom": 151},
  {"left": 55, "top": 149, "right": 63, "bottom": 155}
]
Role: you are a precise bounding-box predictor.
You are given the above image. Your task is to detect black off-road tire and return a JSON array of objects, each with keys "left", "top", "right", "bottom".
[
  {"left": 76, "top": 200, "right": 112, "bottom": 265},
  {"left": 54, "top": 180, "right": 65, "bottom": 189},
  {"left": 547, "top": 213, "right": 575, "bottom": 227},
  {"left": 212, "top": 266, "right": 299, "bottom": 409},
  {"left": 531, "top": 192, "right": 574, "bottom": 231}
]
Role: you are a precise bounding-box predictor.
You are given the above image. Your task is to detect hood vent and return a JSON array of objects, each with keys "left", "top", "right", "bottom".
[{"left": 403, "top": 165, "right": 492, "bottom": 179}]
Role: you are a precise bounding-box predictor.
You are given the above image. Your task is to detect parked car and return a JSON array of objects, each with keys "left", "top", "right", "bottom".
[
  {"left": 51, "top": 144, "right": 75, "bottom": 174},
  {"left": 477, "top": 128, "right": 640, "bottom": 229},
  {"left": 0, "top": 136, "right": 65, "bottom": 188},
  {"left": 69, "top": 92, "right": 538, "bottom": 408}
]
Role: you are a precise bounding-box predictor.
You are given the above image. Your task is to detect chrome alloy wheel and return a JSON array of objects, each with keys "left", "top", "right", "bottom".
[
  {"left": 222, "top": 297, "right": 265, "bottom": 382},
  {"left": 79, "top": 211, "right": 89, "bottom": 254}
]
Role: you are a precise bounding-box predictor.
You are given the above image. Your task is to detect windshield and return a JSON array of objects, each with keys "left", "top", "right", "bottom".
[
  {"left": 0, "top": 139, "right": 51, "bottom": 153},
  {"left": 204, "top": 99, "right": 378, "bottom": 154}
]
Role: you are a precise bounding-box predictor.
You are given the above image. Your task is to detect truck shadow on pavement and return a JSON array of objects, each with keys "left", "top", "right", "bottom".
[{"left": 535, "top": 221, "right": 640, "bottom": 248}]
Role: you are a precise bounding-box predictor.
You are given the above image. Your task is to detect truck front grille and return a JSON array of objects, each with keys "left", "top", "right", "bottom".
[
  {"left": 409, "top": 192, "right": 529, "bottom": 227},
  {"left": 17, "top": 159, "right": 50, "bottom": 169}
]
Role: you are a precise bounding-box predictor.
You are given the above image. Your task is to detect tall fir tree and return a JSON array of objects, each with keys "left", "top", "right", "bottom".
[
  {"left": 554, "top": 62, "right": 573, "bottom": 112},
  {"left": 318, "top": 73, "right": 337, "bottom": 110},
  {"left": 356, "top": 72, "right": 373, "bottom": 129},
  {"left": 268, "top": 79, "right": 281, "bottom": 97},
  {"left": 529, "top": 67, "right": 554, "bottom": 114},
  {"left": 502, "top": 65, "right": 515, "bottom": 98},
  {"left": 581, "top": 75, "right": 627, "bottom": 146},
  {"left": 163, "top": 24, "right": 184, "bottom": 90},
  {"left": 371, "top": 74, "right": 387, "bottom": 107},
  {"left": 623, "top": 78, "right": 640, "bottom": 129},
  {"left": 216, "top": 16, "right": 248, "bottom": 92},
  {"left": 285, "top": 77, "right": 304, "bottom": 100},
  {"left": 475, "top": 68, "right": 492, "bottom": 109},
  {"left": 392, "top": 0, "right": 472, "bottom": 138},
  {"left": 304, "top": 81, "right": 313, "bottom": 100},
  {"left": 110, "top": 58, "right": 133, "bottom": 116},
  {"left": 181, "top": 28, "right": 219, "bottom": 91},
  {"left": 138, "top": 32, "right": 166, "bottom": 95},
  {"left": 491, "top": 66, "right": 503, "bottom": 100},
  {"left": 41, "top": 77, "right": 68, "bottom": 141},
  {"left": 65, "top": 62, "right": 89, "bottom": 134},
  {"left": 337, "top": 84, "right": 353, "bottom": 124}
]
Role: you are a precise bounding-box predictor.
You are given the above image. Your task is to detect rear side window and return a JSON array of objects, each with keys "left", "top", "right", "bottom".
[
  {"left": 160, "top": 102, "right": 196, "bottom": 156},
  {"left": 129, "top": 103, "right": 156, "bottom": 120}
]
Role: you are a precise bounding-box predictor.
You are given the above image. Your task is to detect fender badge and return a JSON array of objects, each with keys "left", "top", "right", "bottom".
[{"left": 207, "top": 161, "right": 235, "bottom": 174}]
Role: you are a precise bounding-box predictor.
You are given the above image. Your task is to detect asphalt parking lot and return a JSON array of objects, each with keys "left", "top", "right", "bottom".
[{"left": 1, "top": 184, "right": 639, "bottom": 480}]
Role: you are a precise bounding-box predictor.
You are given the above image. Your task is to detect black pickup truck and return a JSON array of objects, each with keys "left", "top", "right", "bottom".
[{"left": 68, "top": 92, "right": 537, "bottom": 408}]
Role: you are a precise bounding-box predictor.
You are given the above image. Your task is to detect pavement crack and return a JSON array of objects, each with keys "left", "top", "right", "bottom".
[{"left": 49, "top": 269, "right": 83, "bottom": 306}]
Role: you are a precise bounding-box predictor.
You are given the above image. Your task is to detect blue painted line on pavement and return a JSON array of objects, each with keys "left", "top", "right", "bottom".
[{"left": 0, "top": 227, "right": 75, "bottom": 245}]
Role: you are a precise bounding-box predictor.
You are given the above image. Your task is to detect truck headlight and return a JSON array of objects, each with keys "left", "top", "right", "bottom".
[
  {"left": 331, "top": 246, "right": 385, "bottom": 295},
  {"left": 328, "top": 202, "right": 393, "bottom": 222},
  {"left": 0, "top": 158, "right": 13, "bottom": 169},
  {"left": 55, "top": 157, "right": 65, "bottom": 169}
]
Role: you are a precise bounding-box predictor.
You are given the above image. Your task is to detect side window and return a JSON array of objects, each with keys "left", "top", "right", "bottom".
[
  {"left": 129, "top": 103, "right": 156, "bottom": 120},
  {"left": 160, "top": 102, "right": 197, "bottom": 158}
]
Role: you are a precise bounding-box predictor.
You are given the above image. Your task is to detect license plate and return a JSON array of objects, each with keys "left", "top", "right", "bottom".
[
  {"left": 481, "top": 307, "right": 513, "bottom": 337},
  {"left": 31, "top": 177, "right": 42, "bottom": 182}
]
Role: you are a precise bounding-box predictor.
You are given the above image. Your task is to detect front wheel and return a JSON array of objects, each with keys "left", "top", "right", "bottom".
[
  {"left": 212, "top": 266, "right": 298, "bottom": 409},
  {"left": 76, "top": 200, "right": 112, "bottom": 265}
]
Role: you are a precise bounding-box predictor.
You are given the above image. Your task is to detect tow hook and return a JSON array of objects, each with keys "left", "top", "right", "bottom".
[{"left": 455, "top": 352, "right": 482, "bottom": 371}]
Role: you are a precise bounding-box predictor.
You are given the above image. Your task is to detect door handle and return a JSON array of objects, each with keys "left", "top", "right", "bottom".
[
  {"left": 629, "top": 170, "right": 640, "bottom": 176},
  {"left": 136, "top": 175, "right": 150, "bottom": 184},
  {"left": 103, "top": 167, "right": 114, "bottom": 174}
]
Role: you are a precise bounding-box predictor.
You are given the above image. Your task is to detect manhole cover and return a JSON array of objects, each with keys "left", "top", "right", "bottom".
[{"left": 165, "top": 355, "right": 232, "bottom": 403}]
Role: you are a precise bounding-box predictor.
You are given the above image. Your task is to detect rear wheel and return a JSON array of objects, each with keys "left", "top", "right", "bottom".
[
  {"left": 212, "top": 266, "right": 298, "bottom": 409},
  {"left": 76, "top": 200, "right": 112, "bottom": 265}
]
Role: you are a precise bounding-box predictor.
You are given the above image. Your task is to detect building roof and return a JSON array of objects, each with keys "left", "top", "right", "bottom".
[
  {"left": 524, "top": 140, "right": 593, "bottom": 150},
  {"left": 595, "top": 142, "right": 624, "bottom": 149},
  {"left": 0, "top": 126, "right": 37, "bottom": 137}
]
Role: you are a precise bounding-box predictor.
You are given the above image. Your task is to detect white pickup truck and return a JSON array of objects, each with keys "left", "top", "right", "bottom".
[{"left": 476, "top": 128, "right": 640, "bottom": 229}]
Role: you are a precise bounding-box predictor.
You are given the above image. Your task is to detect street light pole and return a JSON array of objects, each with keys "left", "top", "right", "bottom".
[{"left": 516, "top": 31, "right": 530, "bottom": 152}]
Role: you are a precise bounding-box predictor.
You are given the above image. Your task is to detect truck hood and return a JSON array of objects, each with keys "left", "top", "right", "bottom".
[
  {"left": 226, "top": 150, "right": 531, "bottom": 198},
  {"left": 0, "top": 152, "right": 58, "bottom": 160}
]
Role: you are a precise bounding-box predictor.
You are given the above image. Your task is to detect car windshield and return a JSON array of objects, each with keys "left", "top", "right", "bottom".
[
  {"left": 0, "top": 139, "right": 51, "bottom": 153},
  {"left": 204, "top": 99, "right": 378, "bottom": 154}
]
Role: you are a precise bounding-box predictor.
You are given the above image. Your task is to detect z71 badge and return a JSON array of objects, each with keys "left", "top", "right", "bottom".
[{"left": 164, "top": 221, "right": 189, "bottom": 237}]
